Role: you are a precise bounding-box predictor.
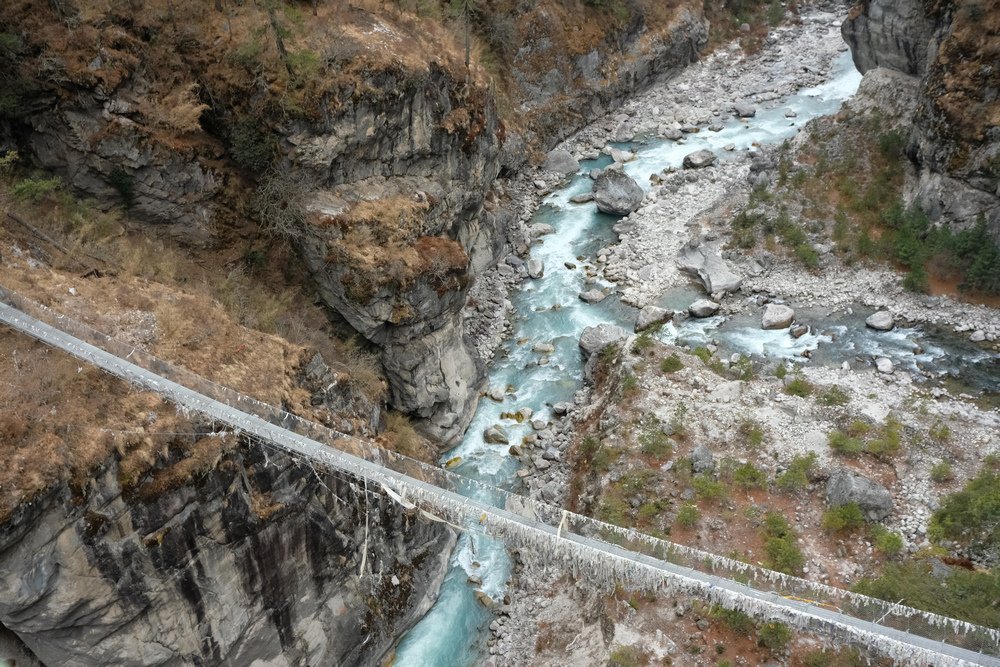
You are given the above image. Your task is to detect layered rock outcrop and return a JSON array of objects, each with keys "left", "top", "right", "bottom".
[
  {"left": 0, "top": 440, "right": 451, "bottom": 666},
  {"left": 843, "top": 0, "right": 1000, "bottom": 238}
]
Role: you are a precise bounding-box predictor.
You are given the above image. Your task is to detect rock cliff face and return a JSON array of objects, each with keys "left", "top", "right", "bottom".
[
  {"left": 0, "top": 441, "right": 452, "bottom": 666},
  {"left": 286, "top": 64, "right": 503, "bottom": 446},
  {"left": 843, "top": 0, "right": 1000, "bottom": 237}
]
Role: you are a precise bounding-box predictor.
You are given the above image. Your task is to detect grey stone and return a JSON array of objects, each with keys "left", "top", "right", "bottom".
[
  {"left": 527, "top": 223, "right": 554, "bottom": 238},
  {"left": 579, "top": 289, "right": 607, "bottom": 304},
  {"left": 635, "top": 305, "right": 671, "bottom": 332},
  {"left": 970, "top": 330, "right": 986, "bottom": 342},
  {"left": 569, "top": 192, "right": 595, "bottom": 204},
  {"left": 865, "top": 311, "right": 895, "bottom": 331},
  {"left": 691, "top": 444, "right": 716, "bottom": 474},
  {"left": 543, "top": 148, "right": 579, "bottom": 175},
  {"left": 527, "top": 259, "right": 544, "bottom": 279},
  {"left": 682, "top": 149, "right": 716, "bottom": 169},
  {"left": 826, "top": 469, "right": 893, "bottom": 521},
  {"left": 579, "top": 323, "right": 628, "bottom": 357},
  {"left": 676, "top": 243, "right": 742, "bottom": 294},
  {"left": 688, "top": 299, "right": 720, "bottom": 318},
  {"left": 733, "top": 102, "right": 757, "bottom": 118},
  {"left": 593, "top": 169, "right": 644, "bottom": 216},
  {"left": 761, "top": 303, "right": 795, "bottom": 330},
  {"left": 532, "top": 343, "right": 555, "bottom": 354},
  {"left": 484, "top": 426, "right": 509, "bottom": 444},
  {"left": 876, "top": 357, "right": 894, "bottom": 374}
]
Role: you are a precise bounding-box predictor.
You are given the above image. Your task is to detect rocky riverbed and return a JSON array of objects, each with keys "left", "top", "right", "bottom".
[{"left": 456, "top": 3, "right": 1000, "bottom": 665}]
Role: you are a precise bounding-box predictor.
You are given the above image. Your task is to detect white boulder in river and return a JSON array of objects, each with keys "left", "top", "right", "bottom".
[
  {"left": 526, "top": 258, "right": 544, "bottom": 279},
  {"left": 635, "top": 305, "right": 671, "bottom": 332},
  {"left": 865, "top": 310, "right": 895, "bottom": 331},
  {"left": 688, "top": 299, "right": 720, "bottom": 318},
  {"left": 761, "top": 303, "right": 795, "bottom": 329},
  {"left": 593, "top": 169, "right": 644, "bottom": 216},
  {"left": 579, "top": 323, "right": 628, "bottom": 357},
  {"left": 682, "top": 149, "right": 717, "bottom": 169},
  {"left": 579, "top": 289, "right": 607, "bottom": 304},
  {"left": 875, "top": 357, "right": 894, "bottom": 374}
]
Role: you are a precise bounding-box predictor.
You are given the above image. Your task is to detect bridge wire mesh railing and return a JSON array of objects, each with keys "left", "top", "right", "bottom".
[{"left": 1, "top": 285, "right": 997, "bottom": 663}]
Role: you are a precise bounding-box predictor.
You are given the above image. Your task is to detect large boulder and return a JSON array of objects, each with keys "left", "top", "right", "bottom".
[
  {"left": 761, "top": 304, "right": 795, "bottom": 330},
  {"left": 682, "top": 149, "right": 717, "bottom": 169},
  {"left": 825, "top": 469, "right": 893, "bottom": 521},
  {"left": 593, "top": 169, "right": 644, "bottom": 216},
  {"left": 527, "top": 258, "right": 544, "bottom": 279},
  {"left": 543, "top": 148, "right": 580, "bottom": 176},
  {"left": 865, "top": 311, "right": 895, "bottom": 331},
  {"left": 635, "top": 305, "right": 671, "bottom": 332},
  {"left": 677, "top": 243, "right": 742, "bottom": 295},
  {"left": 579, "top": 323, "right": 628, "bottom": 358},
  {"left": 732, "top": 102, "right": 756, "bottom": 118},
  {"left": 579, "top": 289, "right": 607, "bottom": 304},
  {"left": 688, "top": 299, "right": 720, "bottom": 318}
]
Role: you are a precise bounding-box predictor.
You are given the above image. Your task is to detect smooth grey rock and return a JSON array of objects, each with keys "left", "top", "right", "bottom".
[
  {"left": 761, "top": 303, "right": 795, "bottom": 330},
  {"left": 970, "top": 330, "right": 986, "bottom": 343},
  {"left": 688, "top": 299, "right": 720, "bottom": 318},
  {"left": 826, "top": 469, "right": 893, "bottom": 521},
  {"left": 682, "top": 149, "right": 716, "bottom": 169},
  {"left": 543, "top": 149, "right": 579, "bottom": 175},
  {"left": 484, "top": 426, "right": 509, "bottom": 445},
  {"left": 569, "top": 192, "right": 595, "bottom": 204},
  {"left": 553, "top": 402, "right": 571, "bottom": 415},
  {"left": 733, "top": 102, "right": 757, "bottom": 118},
  {"left": 635, "top": 305, "right": 671, "bottom": 332},
  {"left": 579, "top": 289, "right": 607, "bottom": 304},
  {"left": 663, "top": 128, "right": 684, "bottom": 141},
  {"left": 578, "top": 323, "right": 628, "bottom": 357},
  {"left": 527, "top": 259, "right": 544, "bottom": 279},
  {"left": 527, "top": 223, "right": 554, "bottom": 238},
  {"left": 593, "top": 169, "right": 644, "bottom": 216},
  {"left": 532, "top": 343, "right": 555, "bottom": 354},
  {"left": 876, "top": 357, "right": 894, "bottom": 374},
  {"left": 691, "top": 444, "right": 716, "bottom": 474},
  {"left": 865, "top": 311, "right": 895, "bottom": 331},
  {"left": 676, "top": 243, "right": 742, "bottom": 294}
]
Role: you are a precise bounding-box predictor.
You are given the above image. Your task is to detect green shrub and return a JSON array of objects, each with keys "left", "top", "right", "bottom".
[
  {"left": 229, "top": 117, "right": 276, "bottom": 173},
  {"left": 774, "top": 363, "right": 788, "bottom": 379},
  {"left": 795, "top": 243, "right": 820, "bottom": 268},
  {"left": 11, "top": 176, "right": 61, "bottom": 202},
  {"left": 660, "top": 354, "right": 683, "bottom": 373},
  {"left": 866, "top": 417, "right": 902, "bottom": 458},
  {"left": 930, "top": 461, "right": 953, "bottom": 483},
  {"left": 872, "top": 525, "right": 903, "bottom": 556},
  {"left": 817, "top": 385, "right": 850, "bottom": 406},
  {"left": 929, "top": 421, "right": 951, "bottom": 443},
  {"left": 632, "top": 331, "right": 655, "bottom": 353},
  {"left": 783, "top": 376, "right": 813, "bottom": 397},
  {"left": 607, "top": 645, "right": 641, "bottom": 667},
  {"left": 854, "top": 561, "right": 1000, "bottom": 629},
  {"left": 822, "top": 503, "right": 865, "bottom": 533},
  {"left": 929, "top": 469, "right": 1000, "bottom": 552},
  {"left": 638, "top": 416, "right": 672, "bottom": 459},
  {"left": 738, "top": 419, "right": 765, "bottom": 448},
  {"left": 676, "top": 502, "right": 699, "bottom": 528},
  {"left": 710, "top": 604, "right": 755, "bottom": 634},
  {"left": 761, "top": 512, "right": 803, "bottom": 574},
  {"left": 776, "top": 453, "right": 817, "bottom": 493},
  {"left": 692, "top": 346, "right": 713, "bottom": 363},
  {"left": 846, "top": 420, "right": 872, "bottom": 437},
  {"left": 828, "top": 430, "right": 863, "bottom": 455},
  {"left": 693, "top": 474, "right": 726, "bottom": 500},
  {"left": 733, "top": 462, "right": 768, "bottom": 490},
  {"left": 731, "top": 356, "right": 754, "bottom": 381},
  {"left": 757, "top": 621, "right": 792, "bottom": 652},
  {"left": 803, "top": 648, "right": 865, "bottom": 667}
]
